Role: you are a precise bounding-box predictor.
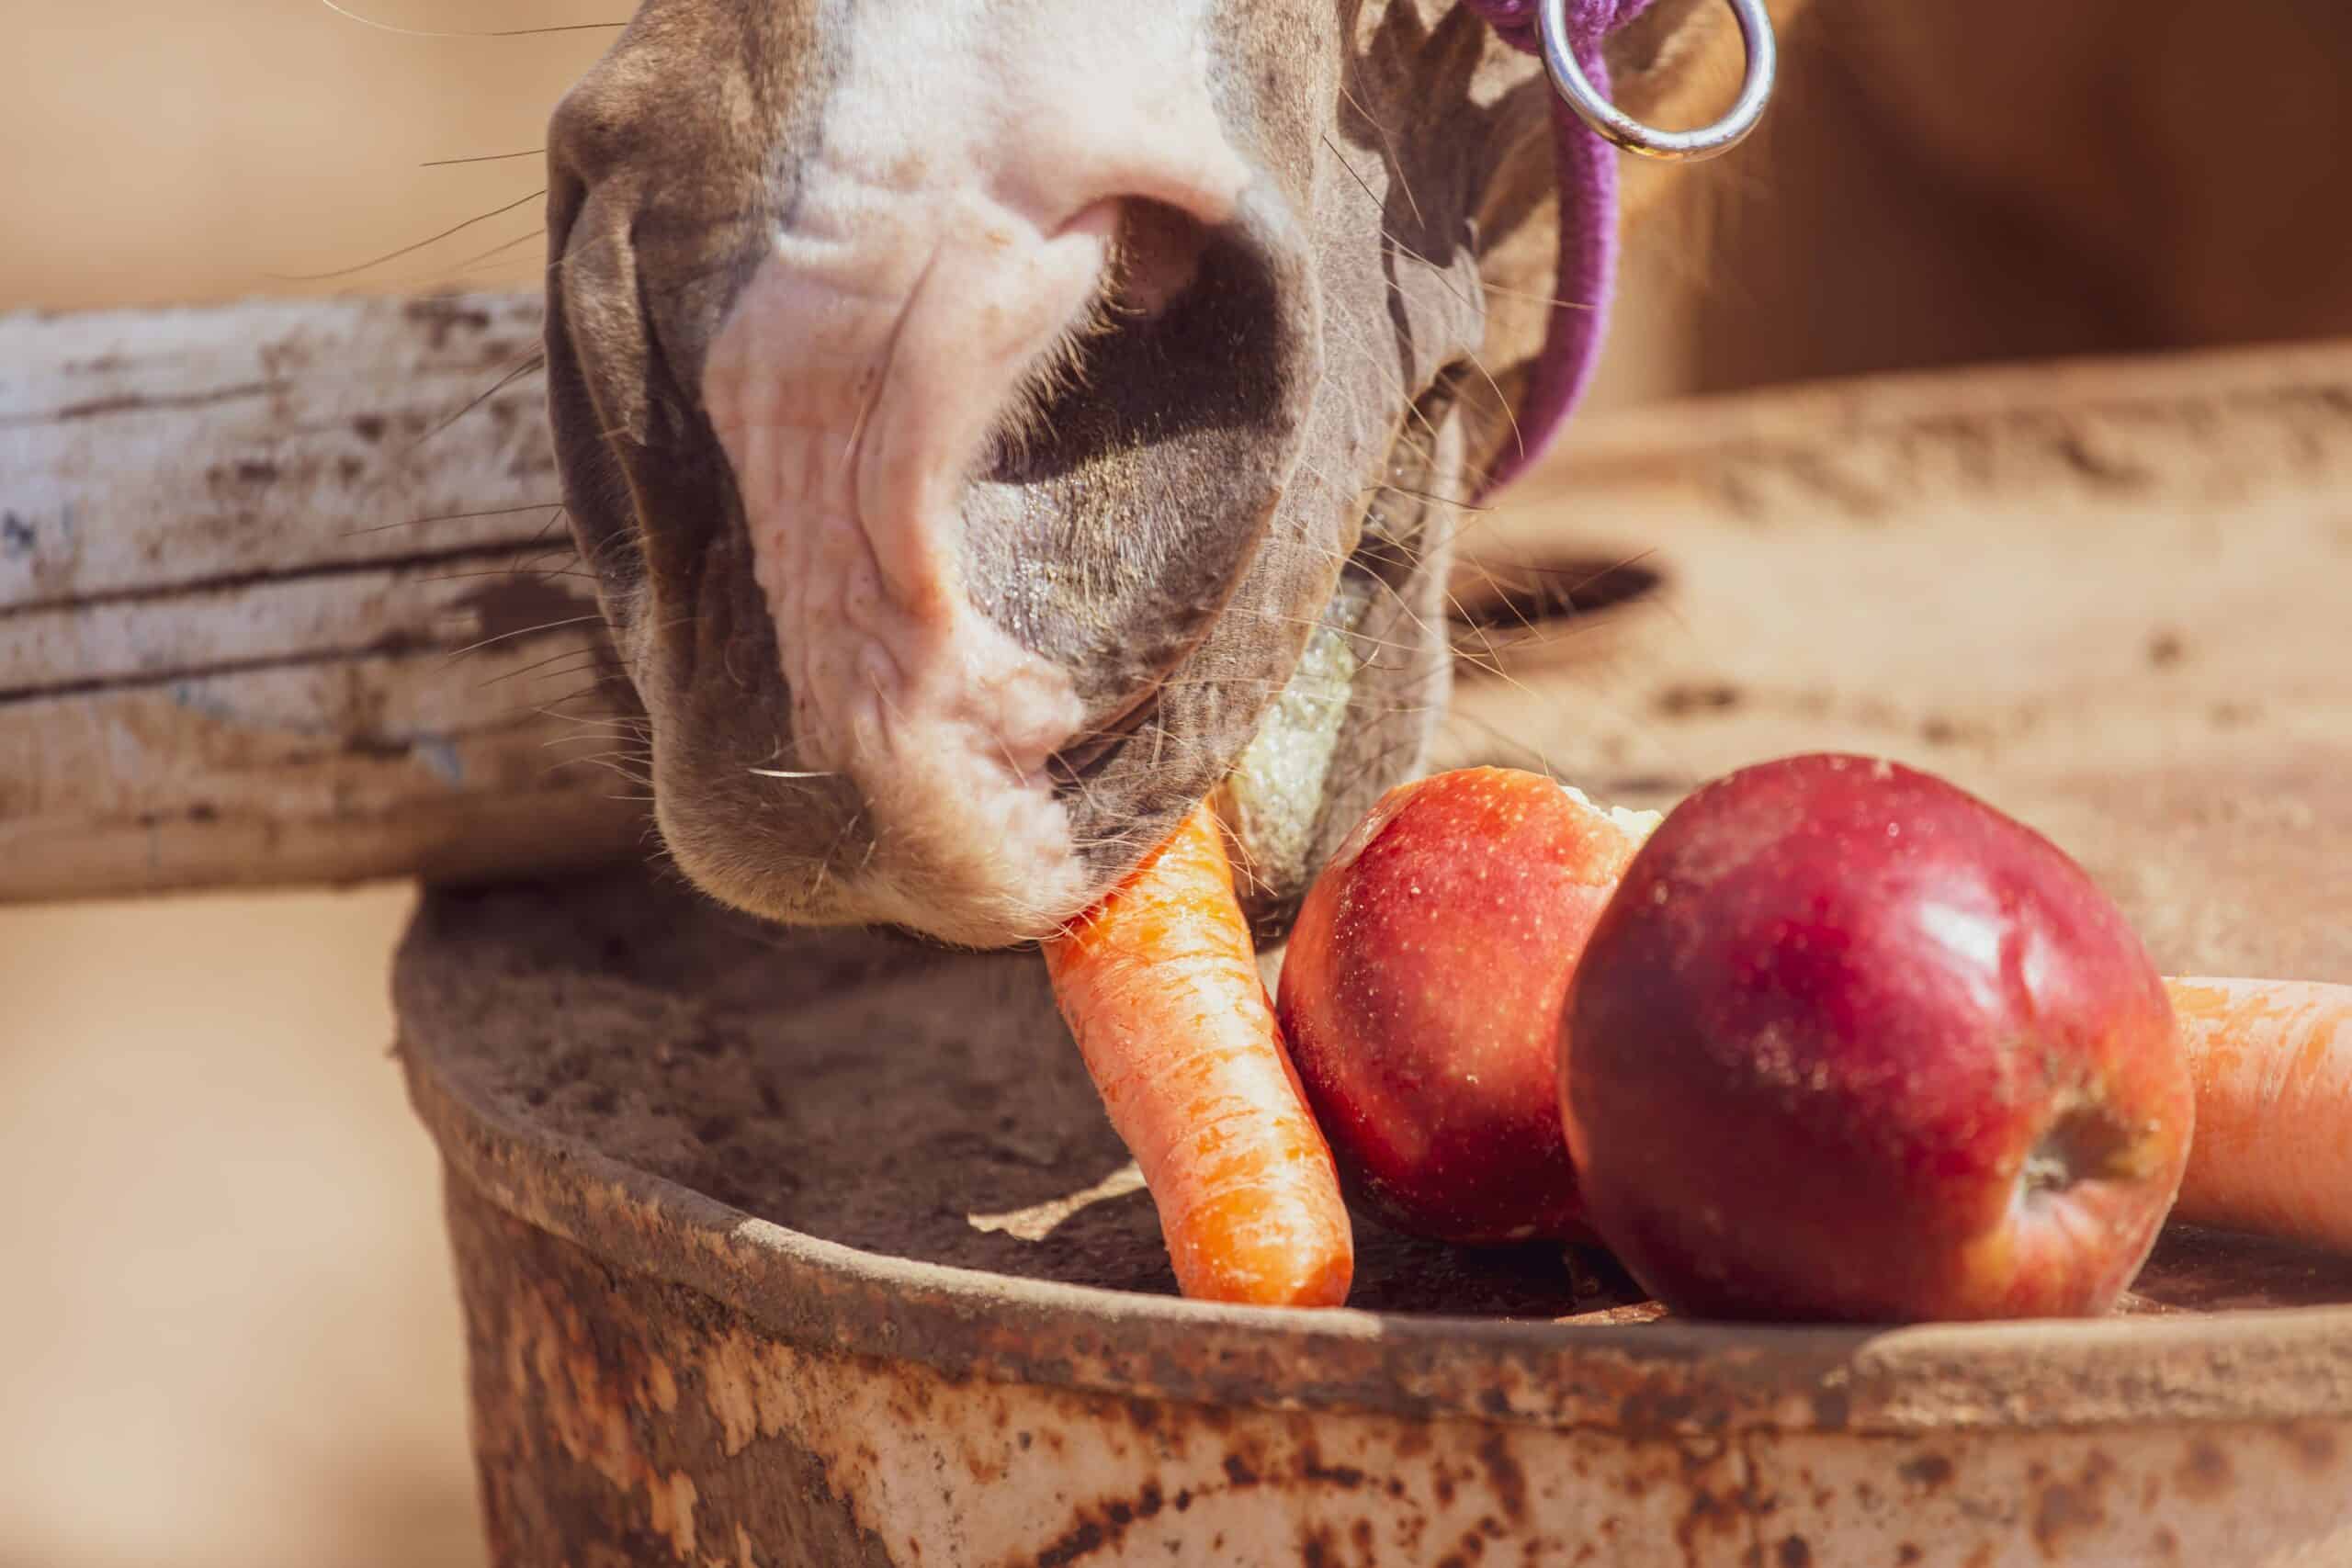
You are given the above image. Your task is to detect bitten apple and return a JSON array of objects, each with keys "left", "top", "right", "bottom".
[
  {"left": 1559, "top": 754, "right": 2194, "bottom": 1324},
  {"left": 1277, "top": 767, "right": 1658, "bottom": 1244}
]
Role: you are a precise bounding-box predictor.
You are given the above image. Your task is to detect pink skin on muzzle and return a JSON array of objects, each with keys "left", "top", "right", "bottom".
[{"left": 699, "top": 0, "right": 1247, "bottom": 942}]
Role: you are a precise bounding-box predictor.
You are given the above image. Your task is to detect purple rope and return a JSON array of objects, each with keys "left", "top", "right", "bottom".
[{"left": 1458, "top": 0, "right": 1656, "bottom": 493}]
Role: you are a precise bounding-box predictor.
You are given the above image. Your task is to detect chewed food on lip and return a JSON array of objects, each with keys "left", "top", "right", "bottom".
[{"left": 1211, "top": 403, "right": 1457, "bottom": 898}]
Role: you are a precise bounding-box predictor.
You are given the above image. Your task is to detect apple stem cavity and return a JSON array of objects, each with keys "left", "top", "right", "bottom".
[{"left": 2023, "top": 1103, "right": 2141, "bottom": 1196}]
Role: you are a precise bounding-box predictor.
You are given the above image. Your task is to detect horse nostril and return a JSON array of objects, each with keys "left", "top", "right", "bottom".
[
  {"left": 984, "top": 207, "right": 1285, "bottom": 487},
  {"left": 1109, "top": 198, "right": 1212, "bottom": 321},
  {"left": 952, "top": 184, "right": 1308, "bottom": 807}
]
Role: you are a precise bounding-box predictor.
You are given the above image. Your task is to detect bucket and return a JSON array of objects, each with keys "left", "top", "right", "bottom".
[{"left": 396, "top": 868, "right": 2352, "bottom": 1567}]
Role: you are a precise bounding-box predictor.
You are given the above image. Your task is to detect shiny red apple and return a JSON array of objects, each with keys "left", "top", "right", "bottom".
[
  {"left": 1277, "top": 767, "right": 1657, "bottom": 1244},
  {"left": 1559, "top": 753, "right": 2194, "bottom": 1323}
]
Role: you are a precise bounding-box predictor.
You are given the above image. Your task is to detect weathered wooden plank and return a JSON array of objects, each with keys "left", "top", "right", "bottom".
[
  {"left": 1, "top": 543, "right": 594, "bottom": 694},
  {"left": 0, "top": 628, "right": 640, "bottom": 903},
  {"left": 3, "top": 290, "right": 2346, "bottom": 910},
  {"left": 0, "top": 291, "right": 639, "bottom": 902},
  {"left": 5, "top": 629, "right": 617, "bottom": 819},
  {"left": 0, "top": 292, "right": 555, "bottom": 612}
]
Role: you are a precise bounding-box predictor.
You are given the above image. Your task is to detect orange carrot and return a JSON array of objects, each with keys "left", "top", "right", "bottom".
[
  {"left": 1043, "top": 803, "right": 1353, "bottom": 1307},
  {"left": 2166, "top": 976, "right": 2352, "bottom": 1254}
]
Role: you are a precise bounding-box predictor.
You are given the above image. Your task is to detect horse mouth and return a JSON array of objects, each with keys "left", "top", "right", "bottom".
[{"left": 1043, "top": 397, "right": 1454, "bottom": 911}]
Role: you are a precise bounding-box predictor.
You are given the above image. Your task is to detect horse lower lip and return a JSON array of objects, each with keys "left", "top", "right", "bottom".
[
  {"left": 1045, "top": 686, "right": 1161, "bottom": 785},
  {"left": 1044, "top": 514, "right": 1387, "bottom": 804}
]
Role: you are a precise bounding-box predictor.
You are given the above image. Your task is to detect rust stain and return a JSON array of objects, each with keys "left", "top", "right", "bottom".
[
  {"left": 1300, "top": 1454, "right": 1369, "bottom": 1490},
  {"left": 1671, "top": 1485, "right": 1743, "bottom": 1559},
  {"left": 1017, "top": 1434, "right": 1428, "bottom": 1568},
  {"left": 1615, "top": 1384, "right": 1705, "bottom": 1438},
  {"left": 502, "top": 1279, "right": 699, "bottom": 1560},
  {"left": 1397, "top": 1499, "right": 1426, "bottom": 1559},
  {"left": 1032, "top": 1516, "right": 1107, "bottom": 1567},
  {"left": 2175, "top": 1438, "right": 2234, "bottom": 1499},
  {"left": 1433, "top": 1532, "right": 1493, "bottom": 1568},
  {"left": 1773, "top": 1535, "right": 1813, "bottom": 1567},
  {"left": 2029, "top": 1450, "right": 2116, "bottom": 1561},
  {"left": 1896, "top": 1451, "right": 1954, "bottom": 1492},
  {"left": 2275, "top": 1421, "right": 2342, "bottom": 1473},
  {"left": 1474, "top": 1432, "right": 1528, "bottom": 1524}
]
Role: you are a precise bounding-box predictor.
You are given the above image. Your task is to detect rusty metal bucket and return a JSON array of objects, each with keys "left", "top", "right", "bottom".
[{"left": 395, "top": 866, "right": 2352, "bottom": 1567}]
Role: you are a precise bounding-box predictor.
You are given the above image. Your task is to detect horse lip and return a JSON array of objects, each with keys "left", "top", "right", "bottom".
[
  {"left": 1044, "top": 680, "right": 1164, "bottom": 787},
  {"left": 1044, "top": 369, "right": 1445, "bottom": 807},
  {"left": 1043, "top": 515, "right": 1387, "bottom": 813}
]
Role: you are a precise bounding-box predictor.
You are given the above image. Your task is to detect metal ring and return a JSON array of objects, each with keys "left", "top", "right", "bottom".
[{"left": 1539, "top": 0, "right": 1778, "bottom": 163}]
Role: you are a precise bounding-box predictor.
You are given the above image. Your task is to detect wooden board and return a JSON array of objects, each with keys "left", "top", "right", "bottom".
[{"left": 0, "top": 293, "right": 645, "bottom": 899}]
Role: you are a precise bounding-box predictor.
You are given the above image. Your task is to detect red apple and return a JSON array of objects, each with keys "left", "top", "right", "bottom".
[
  {"left": 1277, "top": 767, "right": 1657, "bottom": 1245},
  {"left": 1559, "top": 754, "right": 2194, "bottom": 1323}
]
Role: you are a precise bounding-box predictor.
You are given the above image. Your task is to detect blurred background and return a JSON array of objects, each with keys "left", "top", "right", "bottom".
[
  {"left": 2, "top": 1, "right": 2345, "bottom": 1564},
  {"left": 4, "top": 6, "right": 603, "bottom": 1565}
]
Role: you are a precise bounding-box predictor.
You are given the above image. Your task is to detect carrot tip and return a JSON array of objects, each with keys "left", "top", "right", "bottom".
[{"left": 1046, "top": 803, "right": 1357, "bottom": 1309}]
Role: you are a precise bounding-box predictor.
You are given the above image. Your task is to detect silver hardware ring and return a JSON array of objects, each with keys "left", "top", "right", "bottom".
[{"left": 1539, "top": 0, "right": 1778, "bottom": 163}]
